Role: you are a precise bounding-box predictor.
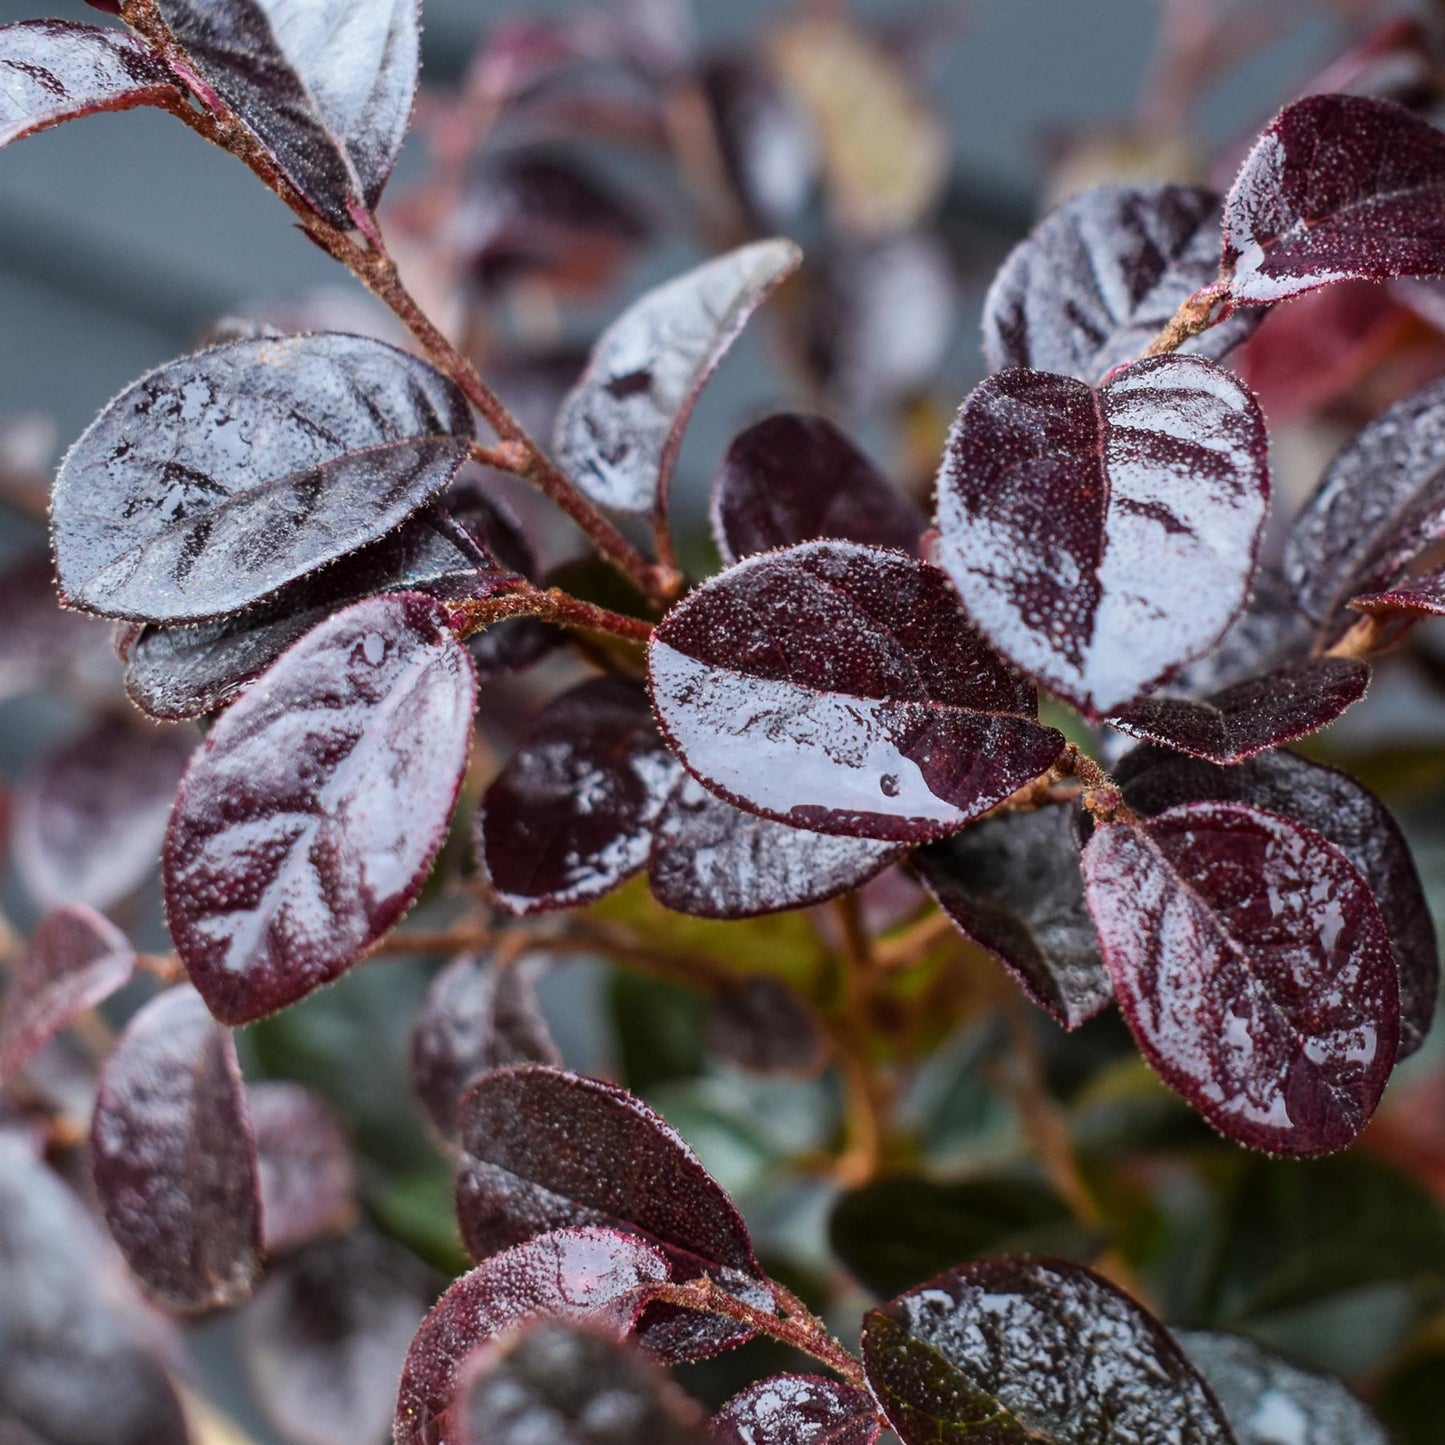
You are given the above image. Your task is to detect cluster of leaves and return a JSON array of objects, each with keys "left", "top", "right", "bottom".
[{"left": 3, "top": 1, "right": 1445, "bottom": 1443}]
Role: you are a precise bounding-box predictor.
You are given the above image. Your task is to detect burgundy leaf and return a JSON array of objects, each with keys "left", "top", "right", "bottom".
[
  {"left": 0, "top": 1133, "right": 192, "bottom": 1445},
  {"left": 90, "top": 986, "right": 262, "bottom": 1311},
  {"left": 555, "top": 239, "right": 801, "bottom": 513},
  {"left": 983, "top": 183, "right": 1260, "bottom": 382},
  {"left": 648, "top": 542, "right": 1065, "bottom": 844},
  {"left": 649, "top": 774, "right": 902, "bottom": 920},
  {"left": 1107, "top": 656, "right": 1370, "bottom": 765},
  {"left": 1177, "top": 1331, "right": 1389, "bottom": 1445},
  {"left": 1116, "top": 746, "right": 1438, "bottom": 1058},
  {"left": 125, "top": 507, "right": 519, "bottom": 720},
  {"left": 395, "top": 1227, "right": 669, "bottom": 1445},
  {"left": 701, "top": 55, "right": 817, "bottom": 229},
  {"left": 248, "top": 1082, "right": 357, "bottom": 1255},
  {"left": 1223, "top": 94, "right": 1445, "bottom": 305},
  {"left": 707, "top": 976, "right": 828, "bottom": 1076},
  {"left": 150, "top": 0, "right": 418, "bottom": 227},
  {"left": 916, "top": 805, "right": 1112, "bottom": 1030},
  {"left": 479, "top": 678, "right": 682, "bottom": 915},
  {"left": 53, "top": 334, "right": 475, "bottom": 623},
  {"left": 244, "top": 1232, "right": 430, "bottom": 1445},
  {"left": 1082, "top": 801, "right": 1399, "bottom": 1155},
  {"left": 712, "top": 1375, "right": 880, "bottom": 1445},
  {"left": 13, "top": 719, "right": 192, "bottom": 911},
  {"left": 0, "top": 556, "right": 119, "bottom": 705},
  {"left": 1284, "top": 373, "right": 1445, "bottom": 639},
  {"left": 1350, "top": 545, "right": 1445, "bottom": 617},
  {"left": 711, "top": 413, "right": 924, "bottom": 564},
  {"left": 454, "top": 1065, "right": 769, "bottom": 1361},
  {"left": 410, "top": 952, "right": 561, "bottom": 1143},
  {"left": 164, "top": 593, "right": 477, "bottom": 1025},
  {"left": 0, "top": 21, "right": 180, "bottom": 149},
  {"left": 806, "top": 234, "right": 956, "bottom": 413},
  {"left": 861, "top": 1258, "right": 1235, "bottom": 1445},
  {"left": 459, "top": 1319, "right": 706, "bottom": 1445},
  {"left": 0, "top": 905, "right": 135, "bottom": 1086},
  {"left": 936, "top": 355, "right": 1269, "bottom": 717}
]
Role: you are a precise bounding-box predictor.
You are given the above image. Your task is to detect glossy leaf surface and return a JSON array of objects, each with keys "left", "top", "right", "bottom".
[
  {"left": 649, "top": 774, "right": 902, "bottom": 919},
  {"left": 454, "top": 1065, "right": 768, "bottom": 1360},
  {"left": 983, "top": 184, "right": 1259, "bottom": 382},
  {"left": 649, "top": 542, "right": 1064, "bottom": 843},
  {"left": 917, "top": 805, "right": 1111, "bottom": 1029},
  {"left": 1083, "top": 802, "right": 1399, "bottom": 1155},
  {"left": 711, "top": 413, "right": 924, "bottom": 564},
  {"left": 712, "top": 1375, "right": 880, "bottom": 1445},
  {"left": 164, "top": 593, "right": 476, "bottom": 1025},
  {"left": 394, "top": 1227, "right": 668, "bottom": 1445},
  {"left": 936, "top": 356, "right": 1269, "bottom": 716},
  {"left": 460, "top": 1319, "right": 705, "bottom": 1445},
  {"left": 151, "top": 0, "right": 418, "bottom": 226},
  {"left": 1116, "top": 746, "right": 1438, "bottom": 1058},
  {"left": 13, "top": 719, "right": 191, "bottom": 910},
  {"left": 1178, "top": 1331, "right": 1388, "bottom": 1445},
  {"left": 862, "top": 1258, "right": 1234, "bottom": 1444},
  {"left": 1284, "top": 373, "right": 1445, "bottom": 637},
  {"left": 0, "top": 20, "right": 180, "bottom": 149},
  {"left": 245, "top": 1232, "right": 429, "bottom": 1445},
  {"left": 1107, "top": 657, "right": 1370, "bottom": 765},
  {"left": 0, "top": 905, "right": 135, "bottom": 1085},
  {"left": 248, "top": 1082, "right": 357, "bottom": 1255},
  {"left": 1224, "top": 94, "right": 1445, "bottom": 304},
  {"left": 555, "top": 239, "right": 801, "bottom": 512},
  {"left": 479, "top": 678, "right": 682, "bottom": 915},
  {"left": 54, "top": 334, "right": 474, "bottom": 623},
  {"left": 410, "top": 952, "right": 561, "bottom": 1143},
  {"left": 0, "top": 1133, "right": 192, "bottom": 1445},
  {"left": 125, "top": 507, "right": 516, "bottom": 720},
  {"left": 831, "top": 1176, "right": 1099, "bottom": 1301},
  {"left": 90, "top": 987, "right": 262, "bottom": 1311}
]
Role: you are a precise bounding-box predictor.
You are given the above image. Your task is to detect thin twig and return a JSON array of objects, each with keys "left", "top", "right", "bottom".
[
  {"left": 1140, "top": 281, "right": 1230, "bottom": 360},
  {"left": 446, "top": 586, "right": 653, "bottom": 645}
]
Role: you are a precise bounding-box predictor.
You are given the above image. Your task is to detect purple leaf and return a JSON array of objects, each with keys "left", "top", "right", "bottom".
[
  {"left": 150, "top": 0, "right": 418, "bottom": 227},
  {"left": 1224, "top": 94, "right": 1445, "bottom": 305},
  {"left": 1107, "top": 656, "right": 1370, "bottom": 764},
  {"left": 649, "top": 774, "right": 902, "bottom": 920},
  {"left": 1284, "top": 373, "right": 1445, "bottom": 639},
  {"left": 707, "top": 976, "right": 828, "bottom": 1076},
  {"left": 164, "top": 593, "right": 477, "bottom": 1025},
  {"left": 410, "top": 952, "right": 561, "bottom": 1143},
  {"left": 1082, "top": 801, "right": 1399, "bottom": 1155},
  {"left": 984, "top": 183, "right": 1260, "bottom": 382},
  {"left": 0, "top": 1133, "right": 192, "bottom": 1445},
  {"left": 712, "top": 1375, "right": 880, "bottom": 1445},
  {"left": 648, "top": 542, "right": 1065, "bottom": 844},
  {"left": 479, "top": 678, "right": 682, "bottom": 915},
  {"left": 394, "top": 1227, "right": 669, "bottom": 1445},
  {"left": 13, "top": 719, "right": 192, "bottom": 911},
  {"left": 244, "top": 1232, "right": 430, "bottom": 1445},
  {"left": 454, "top": 1065, "right": 769, "bottom": 1361},
  {"left": 459, "top": 1318, "right": 706, "bottom": 1445},
  {"left": 0, "top": 905, "right": 135, "bottom": 1086},
  {"left": 124, "top": 507, "right": 519, "bottom": 720},
  {"left": 1116, "top": 746, "right": 1439, "bottom": 1058},
  {"left": 1177, "top": 1331, "right": 1388, "bottom": 1445},
  {"left": 248, "top": 1082, "right": 357, "bottom": 1256},
  {"left": 1350, "top": 545, "right": 1445, "bottom": 618},
  {"left": 862, "top": 1259, "right": 1235, "bottom": 1445},
  {"left": 711, "top": 413, "right": 924, "bottom": 565},
  {"left": 916, "top": 805, "right": 1112, "bottom": 1030},
  {"left": 90, "top": 986, "right": 263, "bottom": 1311},
  {"left": 53, "top": 334, "right": 475, "bottom": 623},
  {"left": 0, "top": 555, "right": 120, "bottom": 705},
  {"left": 936, "top": 356, "right": 1269, "bottom": 717},
  {"left": 0, "top": 21, "right": 180, "bottom": 149},
  {"left": 555, "top": 239, "right": 801, "bottom": 513}
]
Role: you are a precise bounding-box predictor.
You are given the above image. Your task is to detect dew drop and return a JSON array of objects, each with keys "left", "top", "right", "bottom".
[{"left": 879, "top": 773, "right": 900, "bottom": 797}]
